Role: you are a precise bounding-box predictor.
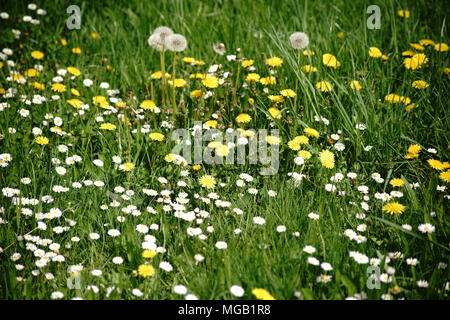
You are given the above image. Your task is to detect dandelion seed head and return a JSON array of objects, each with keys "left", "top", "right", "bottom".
[{"left": 289, "top": 32, "right": 309, "bottom": 50}]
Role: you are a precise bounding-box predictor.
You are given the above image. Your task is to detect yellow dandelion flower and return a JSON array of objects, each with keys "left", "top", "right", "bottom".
[
  {"left": 280, "top": 89, "right": 296, "bottom": 97},
  {"left": 24, "top": 69, "right": 39, "bottom": 77},
  {"left": 67, "top": 99, "right": 83, "bottom": 109},
  {"left": 71, "top": 88, "right": 80, "bottom": 96},
  {"left": 142, "top": 250, "right": 157, "bottom": 259},
  {"left": 215, "top": 145, "right": 229, "bottom": 156},
  {"left": 204, "top": 120, "right": 218, "bottom": 128},
  {"left": 268, "top": 95, "right": 284, "bottom": 103},
  {"left": 183, "top": 57, "right": 196, "bottom": 64},
  {"left": 404, "top": 53, "right": 428, "bottom": 70},
  {"left": 165, "top": 154, "right": 175, "bottom": 163},
  {"left": 252, "top": 288, "right": 276, "bottom": 300},
  {"left": 268, "top": 107, "right": 281, "bottom": 119},
  {"left": 316, "top": 81, "right": 333, "bottom": 92},
  {"left": 239, "top": 129, "right": 256, "bottom": 139},
  {"left": 420, "top": 39, "right": 435, "bottom": 46},
  {"left": 408, "top": 144, "right": 421, "bottom": 154},
  {"left": 294, "top": 135, "right": 309, "bottom": 145},
  {"left": 397, "top": 10, "right": 410, "bottom": 18},
  {"left": 288, "top": 140, "right": 301, "bottom": 151},
  {"left": 405, "top": 103, "right": 416, "bottom": 112},
  {"left": 120, "top": 162, "right": 135, "bottom": 172},
  {"left": 266, "top": 136, "right": 281, "bottom": 145},
  {"left": 266, "top": 56, "right": 283, "bottom": 67},
  {"left": 236, "top": 113, "right": 252, "bottom": 124},
  {"left": 51, "top": 83, "right": 66, "bottom": 93},
  {"left": 322, "top": 53, "right": 341, "bottom": 69},
  {"left": 151, "top": 71, "right": 171, "bottom": 79},
  {"left": 428, "top": 159, "right": 445, "bottom": 171},
  {"left": 140, "top": 100, "right": 156, "bottom": 111},
  {"left": 31, "top": 51, "right": 44, "bottom": 60},
  {"left": 100, "top": 123, "right": 116, "bottom": 131},
  {"left": 404, "top": 153, "right": 419, "bottom": 159},
  {"left": 93, "top": 95, "right": 110, "bottom": 109},
  {"left": 191, "top": 89, "right": 204, "bottom": 98},
  {"left": 72, "top": 47, "right": 82, "bottom": 54},
  {"left": 382, "top": 202, "right": 406, "bottom": 215},
  {"left": 369, "top": 47, "right": 382, "bottom": 58},
  {"left": 199, "top": 175, "right": 216, "bottom": 189},
  {"left": 402, "top": 50, "right": 415, "bottom": 56},
  {"left": 410, "top": 43, "right": 424, "bottom": 51},
  {"left": 149, "top": 132, "right": 164, "bottom": 141},
  {"left": 138, "top": 264, "right": 155, "bottom": 277},
  {"left": 35, "top": 136, "right": 49, "bottom": 145},
  {"left": 301, "top": 65, "right": 317, "bottom": 73},
  {"left": 259, "top": 76, "right": 276, "bottom": 85},
  {"left": 168, "top": 78, "right": 187, "bottom": 87},
  {"left": 116, "top": 102, "right": 126, "bottom": 109},
  {"left": 190, "top": 73, "right": 205, "bottom": 79},
  {"left": 434, "top": 43, "right": 449, "bottom": 52},
  {"left": 350, "top": 80, "right": 362, "bottom": 90},
  {"left": 32, "top": 82, "right": 44, "bottom": 90},
  {"left": 245, "top": 73, "right": 260, "bottom": 83},
  {"left": 67, "top": 67, "right": 81, "bottom": 76},
  {"left": 202, "top": 75, "right": 219, "bottom": 88},
  {"left": 298, "top": 150, "right": 312, "bottom": 159},
  {"left": 319, "top": 149, "right": 335, "bottom": 169},
  {"left": 241, "top": 60, "right": 254, "bottom": 68},
  {"left": 304, "top": 128, "right": 319, "bottom": 138},
  {"left": 390, "top": 178, "right": 404, "bottom": 187},
  {"left": 412, "top": 80, "right": 429, "bottom": 89},
  {"left": 439, "top": 170, "right": 450, "bottom": 183}
]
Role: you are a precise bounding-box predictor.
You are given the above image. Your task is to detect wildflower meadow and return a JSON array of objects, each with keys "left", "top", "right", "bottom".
[{"left": 0, "top": 0, "right": 449, "bottom": 302}]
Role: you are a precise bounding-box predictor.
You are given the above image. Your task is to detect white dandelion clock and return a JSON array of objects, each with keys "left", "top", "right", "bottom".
[
  {"left": 148, "top": 26, "right": 174, "bottom": 51},
  {"left": 289, "top": 32, "right": 309, "bottom": 50},
  {"left": 166, "top": 33, "right": 187, "bottom": 52},
  {"left": 213, "top": 42, "right": 226, "bottom": 55}
]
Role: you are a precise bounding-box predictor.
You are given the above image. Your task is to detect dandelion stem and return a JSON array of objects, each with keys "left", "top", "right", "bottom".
[
  {"left": 172, "top": 53, "right": 177, "bottom": 119},
  {"left": 294, "top": 49, "right": 300, "bottom": 114},
  {"left": 232, "top": 63, "right": 241, "bottom": 108},
  {"left": 160, "top": 46, "right": 167, "bottom": 106}
]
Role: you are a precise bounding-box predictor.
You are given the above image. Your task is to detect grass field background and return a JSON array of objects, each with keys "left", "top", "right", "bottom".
[{"left": 0, "top": 0, "right": 449, "bottom": 300}]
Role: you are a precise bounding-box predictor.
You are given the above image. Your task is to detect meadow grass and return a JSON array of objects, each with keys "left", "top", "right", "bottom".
[{"left": 0, "top": 0, "right": 449, "bottom": 300}]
